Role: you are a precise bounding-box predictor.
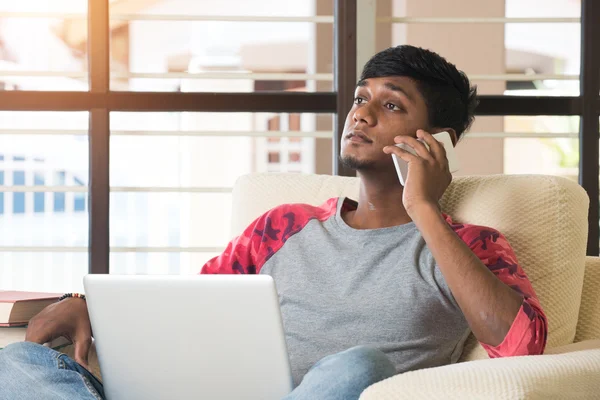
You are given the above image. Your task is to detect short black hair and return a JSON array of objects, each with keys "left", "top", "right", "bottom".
[{"left": 359, "top": 45, "right": 478, "bottom": 140}]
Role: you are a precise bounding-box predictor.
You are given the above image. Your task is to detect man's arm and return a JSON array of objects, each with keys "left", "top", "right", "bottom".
[
  {"left": 200, "top": 210, "right": 275, "bottom": 275},
  {"left": 411, "top": 204, "right": 547, "bottom": 355},
  {"left": 385, "top": 130, "right": 547, "bottom": 356}
]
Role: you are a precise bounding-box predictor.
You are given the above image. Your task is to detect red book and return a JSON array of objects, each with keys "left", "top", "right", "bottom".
[{"left": 0, "top": 291, "right": 61, "bottom": 327}]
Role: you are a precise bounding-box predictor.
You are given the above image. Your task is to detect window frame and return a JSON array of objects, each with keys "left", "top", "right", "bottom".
[{"left": 0, "top": 0, "right": 598, "bottom": 270}]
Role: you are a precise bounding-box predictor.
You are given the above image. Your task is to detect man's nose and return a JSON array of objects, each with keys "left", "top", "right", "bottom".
[{"left": 353, "top": 105, "right": 374, "bottom": 125}]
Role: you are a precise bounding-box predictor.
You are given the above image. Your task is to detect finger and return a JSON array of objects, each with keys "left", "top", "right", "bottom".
[
  {"left": 418, "top": 130, "right": 447, "bottom": 164},
  {"left": 393, "top": 134, "right": 433, "bottom": 161},
  {"left": 73, "top": 335, "right": 92, "bottom": 369},
  {"left": 383, "top": 145, "right": 420, "bottom": 163}
]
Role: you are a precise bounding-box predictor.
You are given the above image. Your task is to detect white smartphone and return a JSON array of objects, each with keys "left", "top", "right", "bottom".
[{"left": 391, "top": 131, "right": 459, "bottom": 186}]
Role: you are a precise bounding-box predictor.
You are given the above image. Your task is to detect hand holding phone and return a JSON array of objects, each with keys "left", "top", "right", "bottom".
[{"left": 391, "top": 131, "right": 459, "bottom": 186}]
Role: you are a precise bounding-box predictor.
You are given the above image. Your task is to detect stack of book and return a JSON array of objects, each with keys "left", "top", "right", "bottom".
[{"left": 0, "top": 291, "right": 69, "bottom": 350}]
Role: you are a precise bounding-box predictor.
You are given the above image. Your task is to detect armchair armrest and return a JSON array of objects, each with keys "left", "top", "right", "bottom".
[
  {"left": 576, "top": 256, "right": 600, "bottom": 342},
  {"left": 360, "top": 348, "right": 600, "bottom": 400}
]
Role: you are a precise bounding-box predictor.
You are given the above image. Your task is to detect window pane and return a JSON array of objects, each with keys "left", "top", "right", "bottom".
[
  {"left": 0, "top": 252, "right": 87, "bottom": 293},
  {"left": 268, "top": 152, "right": 281, "bottom": 163},
  {"left": 110, "top": 112, "right": 333, "bottom": 187},
  {"left": 504, "top": 23, "right": 580, "bottom": 96},
  {"left": 505, "top": 0, "right": 580, "bottom": 95},
  {"left": 110, "top": 192, "right": 231, "bottom": 249},
  {"left": 457, "top": 116, "right": 579, "bottom": 179},
  {"left": 109, "top": 0, "right": 333, "bottom": 92},
  {"left": 505, "top": 0, "right": 580, "bottom": 18},
  {"left": 110, "top": 252, "right": 220, "bottom": 276},
  {"left": 0, "top": 2, "right": 88, "bottom": 91},
  {"left": 384, "top": 0, "right": 580, "bottom": 95},
  {"left": 0, "top": 111, "right": 89, "bottom": 291},
  {"left": 110, "top": 111, "right": 333, "bottom": 275},
  {"left": 110, "top": 191, "right": 227, "bottom": 275},
  {"left": 0, "top": 171, "right": 3, "bottom": 214}
]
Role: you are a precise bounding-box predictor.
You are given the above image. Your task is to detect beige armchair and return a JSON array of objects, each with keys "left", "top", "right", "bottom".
[
  {"left": 3, "top": 173, "right": 600, "bottom": 398},
  {"left": 231, "top": 173, "right": 600, "bottom": 399}
]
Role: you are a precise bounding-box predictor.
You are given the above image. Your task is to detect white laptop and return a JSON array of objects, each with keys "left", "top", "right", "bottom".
[{"left": 83, "top": 274, "right": 293, "bottom": 400}]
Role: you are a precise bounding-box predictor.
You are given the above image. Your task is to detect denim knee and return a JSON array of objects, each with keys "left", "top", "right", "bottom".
[
  {"left": 0, "top": 341, "right": 57, "bottom": 367},
  {"left": 337, "top": 345, "right": 397, "bottom": 383},
  {"left": 1, "top": 341, "right": 35, "bottom": 359},
  {"left": 0, "top": 342, "right": 104, "bottom": 400}
]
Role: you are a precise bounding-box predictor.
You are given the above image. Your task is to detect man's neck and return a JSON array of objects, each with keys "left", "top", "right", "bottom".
[{"left": 343, "top": 170, "right": 413, "bottom": 230}]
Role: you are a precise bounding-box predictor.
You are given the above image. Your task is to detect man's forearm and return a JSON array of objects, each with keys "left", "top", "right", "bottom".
[{"left": 410, "top": 204, "right": 523, "bottom": 347}]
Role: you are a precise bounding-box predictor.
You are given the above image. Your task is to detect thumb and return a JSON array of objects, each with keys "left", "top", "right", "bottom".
[{"left": 73, "top": 336, "right": 92, "bottom": 369}]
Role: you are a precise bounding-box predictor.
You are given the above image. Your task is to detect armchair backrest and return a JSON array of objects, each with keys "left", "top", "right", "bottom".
[{"left": 231, "top": 173, "right": 589, "bottom": 350}]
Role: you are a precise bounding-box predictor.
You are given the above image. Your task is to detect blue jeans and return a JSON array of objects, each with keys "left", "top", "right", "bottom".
[{"left": 0, "top": 342, "right": 396, "bottom": 400}]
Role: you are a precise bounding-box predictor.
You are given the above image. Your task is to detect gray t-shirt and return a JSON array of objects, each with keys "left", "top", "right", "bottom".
[{"left": 203, "top": 197, "right": 471, "bottom": 385}]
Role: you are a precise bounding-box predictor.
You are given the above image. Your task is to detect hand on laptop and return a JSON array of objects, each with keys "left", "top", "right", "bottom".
[{"left": 25, "top": 297, "right": 92, "bottom": 369}]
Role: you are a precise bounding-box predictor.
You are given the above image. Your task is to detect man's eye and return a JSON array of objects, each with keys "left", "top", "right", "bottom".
[
  {"left": 354, "top": 97, "right": 365, "bottom": 105},
  {"left": 386, "top": 103, "right": 401, "bottom": 111}
]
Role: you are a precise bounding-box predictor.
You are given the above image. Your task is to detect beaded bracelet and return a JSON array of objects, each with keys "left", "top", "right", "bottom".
[{"left": 58, "top": 293, "right": 86, "bottom": 302}]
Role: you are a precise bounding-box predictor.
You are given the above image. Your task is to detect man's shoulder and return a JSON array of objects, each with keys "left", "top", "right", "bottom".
[
  {"left": 260, "top": 197, "right": 340, "bottom": 222},
  {"left": 233, "top": 198, "right": 340, "bottom": 259}
]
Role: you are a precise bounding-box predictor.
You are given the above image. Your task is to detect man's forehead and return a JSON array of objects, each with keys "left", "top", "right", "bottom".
[
  {"left": 357, "top": 76, "right": 414, "bottom": 87},
  {"left": 357, "top": 77, "right": 417, "bottom": 102}
]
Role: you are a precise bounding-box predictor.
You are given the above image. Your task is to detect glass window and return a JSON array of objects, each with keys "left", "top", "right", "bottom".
[
  {"left": 108, "top": 0, "right": 333, "bottom": 92},
  {"left": 110, "top": 111, "right": 332, "bottom": 186},
  {"left": 380, "top": 0, "right": 582, "bottom": 178},
  {"left": 110, "top": 252, "right": 220, "bottom": 276},
  {"left": 34, "top": 172, "right": 45, "bottom": 185},
  {"left": 384, "top": 0, "right": 581, "bottom": 95},
  {"left": 110, "top": 192, "right": 232, "bottom": 250},
  {"left": 12, "top": 170, "right": 25, "bottom": 214},
  {"left": 34, "top": 172, "right": 45, "bottom": 213},
  {"left": 53, "top": 170, "right": 67, "bottom": 212},
  {"left": 0, "top": 170, "right": 4, "bottom": 215},
  {"left": 268, "top": 152, "right": 281, "bottom": 163},
  {"left": 1, "top": 252, "right": 87, "bottom": 293},
  {"left": 289, "top": 152, "right": 302, "bottom": 162},
  {"left": 0, "top": 111, "right": 89, "bottom": 291},
  {"left": 74, "top": 194, "right": 86, "bottom": 212},
  {"left": 456, "top": 116, "right": 579, "bottom": 179},
  {"left": 53, "top": 193, "right": 66, "bottom": 212},
  {"left": 109, "top": 111, "right": 333, "bottom": 275},
  {"left": 0, "top": 2, "right": 88, "bottom": 91},
  {"left": 13, "top": 170, "right": 25, "bottom": 184}
]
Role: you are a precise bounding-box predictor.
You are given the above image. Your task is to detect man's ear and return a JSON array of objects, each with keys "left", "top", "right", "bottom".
[{"left": 432, "top": 128, "right": 458, "bottom": 146}]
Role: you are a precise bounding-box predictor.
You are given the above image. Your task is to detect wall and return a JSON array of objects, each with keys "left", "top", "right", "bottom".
[{"left": 391, "top": 0, "right": 506, "bottom": 175}]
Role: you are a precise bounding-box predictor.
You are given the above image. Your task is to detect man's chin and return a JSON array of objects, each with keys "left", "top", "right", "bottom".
[{"left": 339, "top": 155, "right": 376, "bottom": 171}]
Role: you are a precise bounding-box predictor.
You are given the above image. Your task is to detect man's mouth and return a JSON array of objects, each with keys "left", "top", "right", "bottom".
[{"left": 346, "top": 130, "right": 373, "bottom": 143}]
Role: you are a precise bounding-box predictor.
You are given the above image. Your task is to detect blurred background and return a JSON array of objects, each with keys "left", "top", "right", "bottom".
[{"left": 0, "top": 0, "right": 593, "bottom": 292}]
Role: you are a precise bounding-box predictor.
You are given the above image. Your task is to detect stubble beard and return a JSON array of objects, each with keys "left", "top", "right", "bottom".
[{"left": 339, "top": 154, "right": 377, "bottom": 171}]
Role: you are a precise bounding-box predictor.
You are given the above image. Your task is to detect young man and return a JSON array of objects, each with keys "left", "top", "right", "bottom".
[{"left": 0, "top": 45, "right": 547, "bottom": 400}]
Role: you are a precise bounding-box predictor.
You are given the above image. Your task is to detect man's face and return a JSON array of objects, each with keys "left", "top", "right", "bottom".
[{"left": 340, "top": 76, "right": 430, "bottom": 171}]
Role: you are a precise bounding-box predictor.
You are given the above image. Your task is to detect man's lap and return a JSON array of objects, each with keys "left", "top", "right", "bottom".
[
  {"left": 0, "top": 342, "right": 394, "bottom": 400},
  {"left": 0, "top": 341, "right": 104, "bottom": 400}
]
